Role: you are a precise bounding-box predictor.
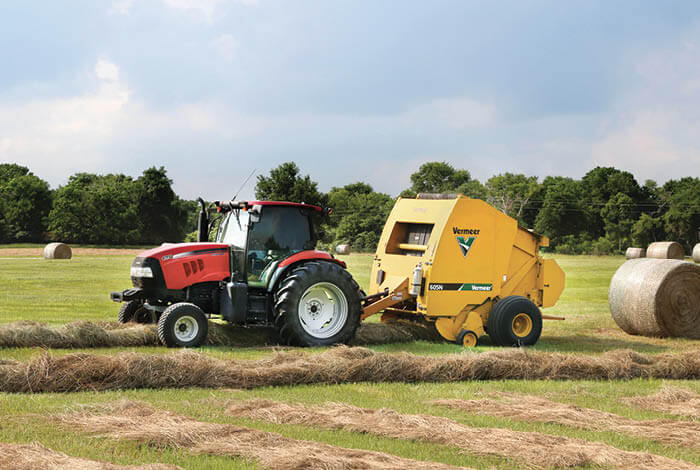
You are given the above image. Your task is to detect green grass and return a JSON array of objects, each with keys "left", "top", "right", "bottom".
[{"left": 1, "top": 251, "right": 700, "bottom": 468}]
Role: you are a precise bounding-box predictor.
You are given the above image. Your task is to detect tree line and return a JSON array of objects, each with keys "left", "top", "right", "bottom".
[
  {"left": 0, "top": 163, "right": 194, "bottom": 245},
  {"left": 2, "top": 161, "right": 699, "bottom": 254},
  {"left": 255, "top": 162, "right": 700, "bottom": 255}
]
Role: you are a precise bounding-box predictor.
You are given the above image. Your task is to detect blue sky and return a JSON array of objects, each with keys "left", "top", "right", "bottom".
[{"left": 1, "top": 1, "right": 700, "bottom": 200}]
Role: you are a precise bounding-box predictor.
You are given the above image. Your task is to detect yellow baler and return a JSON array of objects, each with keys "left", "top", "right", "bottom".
[{"left": 362, "top": 194, "right": 565, "bottom": 347}]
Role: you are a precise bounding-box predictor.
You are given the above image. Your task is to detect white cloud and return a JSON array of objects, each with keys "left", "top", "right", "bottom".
[
  {"left": 211, "top": 34, "right": 238, "bottom": 61},
  {"left": 109, "top": 0, "right": 135, "bottom": 15},
  {"left": 161, "top": 0, "right": 256, "bottom": 22},
  {"left": 0, "top": 60, "right": 130, "bottom": 179},
  {"left": 0, "top": 58, "right": 267, "bottom": 185},
  {"left": 95, "top": 59, "right": 120, "bottom": 82},
  {"left": 413, "top": 98, "right": 498, "bottom": 129},
  {"left": 588, "top": 28, "right": 700, "bottom": 182}
]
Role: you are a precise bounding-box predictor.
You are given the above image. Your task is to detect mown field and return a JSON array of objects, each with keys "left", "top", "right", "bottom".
[{"left": 1, "top": 247, "right": 699, "bottom": 469}]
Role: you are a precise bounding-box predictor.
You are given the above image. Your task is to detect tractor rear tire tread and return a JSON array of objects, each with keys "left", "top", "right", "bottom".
[{"left": 274, "top": 261, "right": 361, "bottom": 347}]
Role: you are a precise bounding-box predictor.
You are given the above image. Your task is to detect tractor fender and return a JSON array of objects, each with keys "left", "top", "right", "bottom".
[{"left": 266, "top": 250, "right": 347, "bottom": 293}]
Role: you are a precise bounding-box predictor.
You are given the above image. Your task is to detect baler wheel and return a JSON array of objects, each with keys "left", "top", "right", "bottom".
[
  {"left": 456, "top": 329, "right": 478, "bottom": 347},
  {"left": 487, "top": 295, "right": 542, "bottom": 347},
  {"left": 274, "top": 261, "right": 361, "bottom": 347},
  {"left": 118, "top": 300, "right": 152, "bottom": 324},
  {"left": 157, "top": 302, "right": 208, "bottom": 348}
]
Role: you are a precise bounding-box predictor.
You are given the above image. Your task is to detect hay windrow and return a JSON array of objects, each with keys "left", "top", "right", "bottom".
[
  {"left": 2, "top": 347, "right": 700, "bottom": 393},
  {"left": 59, "top": 401, "right": 466, "bottom": 470},
  {"left": 0, "top": 321, "right": 159, "bottom": 349},
  {"left": 226, "top": 399, "right": 695, "bottom": 470},
  {"left": 608, "top": 258, "right": 700, "bottom": 338},
  {"left": 0, "top": 320, "right": 442, "bottom": 349},
  {"left": 624, "top": 386, "right": 700, "bottom": 420},
  {"left": 0, "top": 441, "right": 180, "bottom": 470},
  {"left": 433, "top": 392, "right": 700, "bottom": 450}
]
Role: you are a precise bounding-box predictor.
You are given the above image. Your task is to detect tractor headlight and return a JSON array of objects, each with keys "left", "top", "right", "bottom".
[{"left": 130, "top": 266, "right": 154, "bottom": 278}]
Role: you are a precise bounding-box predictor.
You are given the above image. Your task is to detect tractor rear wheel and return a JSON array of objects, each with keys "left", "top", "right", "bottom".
[
  {"left": 118, "top": 300, "right": 152, "bottom": 324},
  {"left": 157, "top": 302, "right": 208, "bottom": 348},
  {"left": 487, "top": 296, "right": 542, "bottom": 347},
  {"left": 274, "top": 261, "right": 361, "bottom": 347}
]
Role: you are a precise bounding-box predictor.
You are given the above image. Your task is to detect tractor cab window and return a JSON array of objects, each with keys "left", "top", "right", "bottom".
[
  {"left": 247, "top": 206, "right": 314, "bottom": 285},
  {"left": 216, "top": 209, "right": 249, "bottom": 281}
]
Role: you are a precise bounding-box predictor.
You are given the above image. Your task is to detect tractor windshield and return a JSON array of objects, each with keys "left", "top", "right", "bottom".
[
  {"left": 247, "top": 206, "right": 314, "bottom": 285},
  {"left": 217, "top": 205, "right": 315, "bottom": 286}
]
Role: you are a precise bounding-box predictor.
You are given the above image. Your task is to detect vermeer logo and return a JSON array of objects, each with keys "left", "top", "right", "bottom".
[
  {"left": 453, "top": 227, "right": 479, "bottom": 257},
  {"left": 453, "top": 227, "right": 480, "bottom": 235},
  {"left": 456, "top": 235, "right": 476, "bottom": 257}
]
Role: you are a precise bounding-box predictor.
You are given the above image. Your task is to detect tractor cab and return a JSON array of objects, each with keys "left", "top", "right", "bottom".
[{"left": 212, "top": 201, "right": 319, "bottom": 289}]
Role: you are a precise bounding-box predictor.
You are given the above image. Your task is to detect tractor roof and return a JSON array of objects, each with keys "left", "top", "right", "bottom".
[
  {"left": 215, "top": 200, "right": 324, "bottom": 213},
  {"left": 245, "top": 201, "right": 323, "bottom": 212}
]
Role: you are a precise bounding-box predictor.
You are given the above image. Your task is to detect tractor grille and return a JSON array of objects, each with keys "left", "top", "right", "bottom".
[
  {"left": 131, "top": 257, "right": 166, "bottom": 289},
  {"left": 182, "top": 258, "right": 205, "bottom": 277}
]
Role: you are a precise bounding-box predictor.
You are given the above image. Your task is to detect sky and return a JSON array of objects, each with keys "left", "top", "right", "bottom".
[{"left": 1, "top": 1, "right": 700, "bottom": 200}]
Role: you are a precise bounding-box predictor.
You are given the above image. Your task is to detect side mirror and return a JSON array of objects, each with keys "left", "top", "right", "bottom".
[{"left": 249, "top": 208, "right": 261, "bottom": 224}]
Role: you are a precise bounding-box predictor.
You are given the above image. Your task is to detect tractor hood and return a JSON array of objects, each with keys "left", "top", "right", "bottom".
[
  {"left": 138, "top": 242, "right": 230, "bottom": 261},
  {"left": 134, "top": 242, "right": 231, "bottom": 291}
]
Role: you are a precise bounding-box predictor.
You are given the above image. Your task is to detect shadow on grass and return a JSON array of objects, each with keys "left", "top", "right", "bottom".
[{"left": 535, "top": 335, "right": 668, "bottom": 354}]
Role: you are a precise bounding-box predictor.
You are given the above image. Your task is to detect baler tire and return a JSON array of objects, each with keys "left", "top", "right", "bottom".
[
  {"left": 157, "top": 302, "right": 208, "bottom": 348},
  {"left": 456, "top": 329, "right": 478, "bottom": 347},
  {"left": 488, "top": 296, "right": 542, "bottom": 347},
  {"left": 118, "top": 300, "right": 151, "bottom": 324},
  {"left": 274, "top": 261, "right": 361, "bottom": 347}
]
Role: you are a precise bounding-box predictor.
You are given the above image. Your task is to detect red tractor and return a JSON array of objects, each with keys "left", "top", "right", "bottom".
[{"left": 111, "top": 199, "right": 362, "bottom": 347}]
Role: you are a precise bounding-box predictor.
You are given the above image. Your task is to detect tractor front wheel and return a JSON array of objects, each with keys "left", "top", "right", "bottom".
[
  {"left": 274, "top": 261, "right": 361, "bottom": 347},
  {"left": 157, "top": 302, "right": 208, "bottom": 348},
  {"left": 117, "top": 300, "right": 153, "bottom": 324},
  {"left": 487, "top": 296, "right": 542, "bottom": 347}
]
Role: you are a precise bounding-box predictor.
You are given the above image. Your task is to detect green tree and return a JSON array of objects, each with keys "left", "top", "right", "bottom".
[
  {"left": 631, "top": 213, "right": 664, "bottom": 247},
  {"left": 326, "top": 183, "right": 393, "bottom": 251},
  {"left": 408, "top": 162, "right": 472, "bottom": 194},
  {"left": 0, "top": 163, "right": 30, "bottom": 184},
  {"left": 136, "top": 167, "right": 189, "bottom": 243},
  {"left": 581, "top": 167, "right": 643, "bottom": 238},
  {"left": 534, "top": 177, "right": 588, "bottom": 245},
  {"left": 661, "top": 177, "right": 700, "bottom": 251},
  {"left": 601, "top": 192, "right": 635, "bottom": 251},
  {"left": 0, "top": 166, "right": 52, "bottom": 242},
  {"left": 255, "top": 162, "right": 327, "bottom": 207},
  {"left": 49, "top": 173, "right": 141, "bottom": 244},
  {"left": 485, "top": 173, "right": 539, "bottom": 223},
  {"left": 456, "top": 179, "right": 488, "bottom": 200}
]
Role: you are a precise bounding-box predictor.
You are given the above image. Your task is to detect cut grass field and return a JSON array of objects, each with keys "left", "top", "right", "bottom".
[{"left": 1, "top": 249, "right": 700, "bottom": 469}]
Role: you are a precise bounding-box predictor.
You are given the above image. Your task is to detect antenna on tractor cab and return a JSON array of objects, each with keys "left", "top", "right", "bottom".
[{"left": 232, "top": 169, "right": 256, "bottom": 202}]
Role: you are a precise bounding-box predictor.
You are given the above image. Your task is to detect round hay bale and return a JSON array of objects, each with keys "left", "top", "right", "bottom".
[
  {"left": 609, "top": 258, "right": 700, "bottom": 338},
  {"left": 693, "top": 244, "right": 700, "bottom": 263},
  {"left": 43, "top": 242, "right": 72, "bottom": 260},
  {"left": 625, "top": 247, "right": 646, "bottom": 259},
  {"left": 335, "top": 244, "right": 351, "bottom": 255},
  {"left": 646, "top": 241, "right": 684, "bottom": 260}
]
